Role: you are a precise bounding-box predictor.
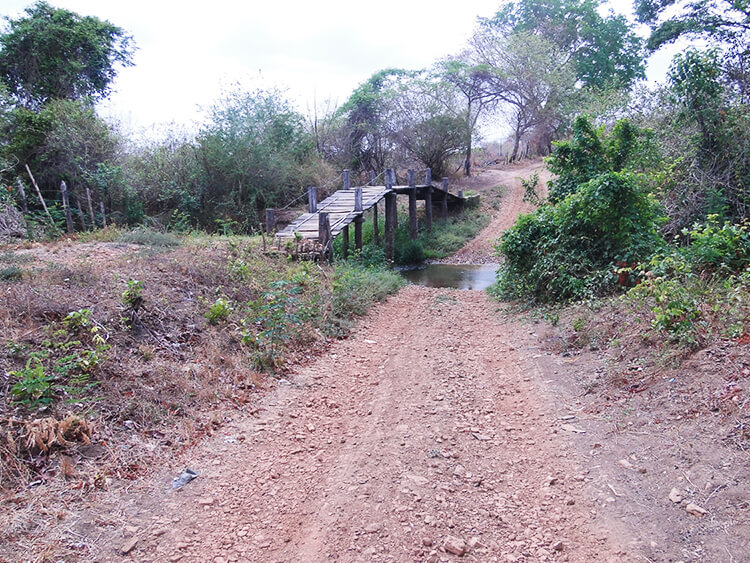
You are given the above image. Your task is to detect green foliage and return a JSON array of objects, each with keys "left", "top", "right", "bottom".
[
  {"left": 10, "top": 355, "right": 53, "bottom": 408},
  {"left": 497, "top": 171, "right": 665, "bottom": 302},
  {"left": 680, "top": 217, "right": 750, "bottom": 273},
  {"left": 198, "top": 87, "right": 314, "bottom": 230},
  {"left": 204, "top": 297, "right": 233, "bottom": 325},
  {"left": 485, "top": 0, "right": 645, "bottom": 88},
  {"left": 547, "top": 116, "right": 657, "bottom": 203},
  {"left": 0, "top": 1, "right": 134, "bottom": 108},
  {"left": 331, "top": 263, "right": 405, "bottom": 319},
  {"left": 0, "top": 265, "right": 23, "bottom": 281},
  {"left": 241, "top": 280, "right": 303, "bottom": 372},
  {"left": 521, "top": 172, "right": 541, "bottom": 205},
  {"left": 121, "top": 279, "right": 143, "bottom": 308},
  {"left": 62, "top": 308, "right": 92, "bottom": 331}
]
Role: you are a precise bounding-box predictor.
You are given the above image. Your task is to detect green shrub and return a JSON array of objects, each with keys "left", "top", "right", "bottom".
[
  {"left": 0, "top": 265, "right": 23, "bottom": 281},
  {"left": 680, "top": 217, "right": 750, "bottom": 273},
  {"left": 204, "top": 297, "right": 233, "bottom": 325},
  {"left": 10, "top": 355, "right": 53, "bottom": 408},
  {"left": 497, "top": 172, "right": 664, "bottom": 302}
]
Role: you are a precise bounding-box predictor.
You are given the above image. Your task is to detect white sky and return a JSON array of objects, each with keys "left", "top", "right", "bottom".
[{"left": 2, "top": 1, "right": 678, "bottom": 140}]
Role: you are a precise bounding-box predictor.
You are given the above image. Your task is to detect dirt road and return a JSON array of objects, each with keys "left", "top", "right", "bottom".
[{"left": 67, "top": 163, "right": 629, "bottom": 562}]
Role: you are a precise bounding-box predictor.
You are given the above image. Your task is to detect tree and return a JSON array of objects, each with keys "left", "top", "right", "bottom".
[
  {"left": 197, "top": 87, "right": 314, "bottom": 230},
  {"left": 635, "top": 0, "right": 750, "bottom": 51},
  {"left": 435, "top": 56, "right": 497, "bottom": 176},
  {"left": 0, "top": 1, "right": 134, "bottom": 109},
  {"left": 473, "top": 30, "right": 576, "bottom": 161},
  {"left": 485, "top": 0, "right": 645, "bottom": 88}
]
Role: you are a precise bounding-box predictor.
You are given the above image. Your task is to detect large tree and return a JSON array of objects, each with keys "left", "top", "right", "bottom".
[
  {"left": 435, "top": 57, "right": 497, "bottom": 176},
  {"left": 485, "top": 0, "right": 645, "bottom": 88},
  {"left": 0, "top": 1, "right": 134, "bottom": 109},
  {"left": 635, "top": 0, "right": 750, "bottom": 51}
]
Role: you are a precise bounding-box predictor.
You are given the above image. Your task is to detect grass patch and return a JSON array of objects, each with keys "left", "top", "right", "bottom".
[
  {"left": 116, "top": 227, "right": 181, "bottom": 248},
  {"left": 0, "top": 265, "right": 23, "bottom": 281},
  {"left": 334, "top": 206, "right": 490, "bottom": 265},
  {"left": 0, "top": 252, "right": 31, "bottom": 264}
]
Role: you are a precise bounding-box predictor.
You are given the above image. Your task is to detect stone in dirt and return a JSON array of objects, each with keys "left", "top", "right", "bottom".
[
  {"left": 551, "top": 540, "right": 564, "bottom": 551},
  {"left": 364, "top": 522, "right": 382, "bottom": 533},
  {"left": 669, "top": 488, "right": 683, "bottom": 503},
  {"left": 198, "top": 497, "right": 215, "bottom": 506},
  {"left": 444, "top": 536, "right": 467, "bottom": 556},
  {"left": 120, "top": 536, "right": 138, "bottom": 554},
  {"left": 685, "top": 503, "right": 707, "bottom": 516}
]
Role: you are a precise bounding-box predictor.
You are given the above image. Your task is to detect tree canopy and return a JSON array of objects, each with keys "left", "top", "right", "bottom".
[{"left": 0, "top": 1, "right": 134, "bottom": 108}]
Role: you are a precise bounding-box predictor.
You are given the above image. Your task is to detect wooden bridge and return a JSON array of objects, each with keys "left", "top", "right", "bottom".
[{"left": 270, "top": 169, "right": 465, "bottom": 262}]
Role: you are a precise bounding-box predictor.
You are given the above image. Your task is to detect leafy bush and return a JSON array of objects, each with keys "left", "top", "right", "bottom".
[
  {"left": 0, "top": 265, "right": 23, "bottom": 281},
  {"left": 204, "top": 297, "right": 233, "bottom": 325},
  {"left": 10, "top": 355, "right": 53, "bottom": 408},
  {"left": 547, "top": 116, "right": 657, "bottom": 203},
  {"left": 496, "top": 172, "right": 664, "bottom": 302}
]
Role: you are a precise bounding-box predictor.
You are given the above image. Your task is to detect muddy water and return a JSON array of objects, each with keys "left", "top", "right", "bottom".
[{"left": 399, "top": 263, "right": 498, "bottom": 291}]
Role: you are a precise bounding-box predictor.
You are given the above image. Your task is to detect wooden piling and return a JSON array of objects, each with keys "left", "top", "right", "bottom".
[
  {"left": 354, "top": 187, "right": 362, "bottom": 212},
  {"left": 408, "top": 169, "right": 417, "bottom": 240},
  {"left": 308, "top": 186, "right": 318, "bottom": 213},
  {"left": 342, "top": 225, "right": 349, "bottom": 258},
  {"left": 425, "top": 185, "right": 433, "bottom": 231},
  {"left": 343, "top": 169, "right": 351, "bottom": 190},
  {"left": 75, "top": 195, "right": 87, "bottom": 230},
  {"left": 265, "top": 209, "right": 276, "bottom": 233},
  {"left": 441, "top": 177, "right": 449, "bottom": 217},
  {"left": 354, "top": 216, "right": 363, "bottom": 251},
  {"left": 369, "top": 171, "right": 376, "bottom": 186},
  {"left": 385, "top": 192, "right": 396, "bottom": 263},
  {"left": 372, "top": 201, "right": 380, "bottom": 245},
  {"left": 425, "top": 168, "right": 432, "bottom": 185},
  {"left": 318, "top": 212, "right": 331, "bottom": 261}
]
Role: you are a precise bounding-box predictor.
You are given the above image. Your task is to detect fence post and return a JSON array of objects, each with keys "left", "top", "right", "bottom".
[
  {"left": 265, "top": 209, "right": 276, "bottom": 233},
  {"left": 60, "top": 180, "right": 74, "bottom": 234},
  {"left": 369, "top": 171, "right": 376, "bottom": 186},
  {"left": 354, "top": 187, "right": 362, "bottom": 212},
  {"left": 308, "top": 186, "right": 318, "bottom": 213},
  {"left": 99, "top": 201, "right": 107, "bottom": 227},
  {"left": 425, "top": 184, "right": 433, "bottom": 231},
  {"left": 385, "top": 192, "right": 396, "bottom": 264},
  {"left": 16, "top": 179, "right": 28, "bottom": 214},
  {"left": 85, "top": 187, "right": 96, "bottom": 227},
  {"left": 318, "top": 212, "right": 331, "bottom": 262},
  {"left": 343, "top": 169, "right": 351, "bottom": 190},
  {"left": 425, "top": 168, "right": 432, "bottom": 185}
]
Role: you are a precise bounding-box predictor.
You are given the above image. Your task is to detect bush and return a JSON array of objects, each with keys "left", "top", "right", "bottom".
[
  {"left": 117, "top": 227, "right": 181, "bottom": 247},
  {"left": 496, "top": 172, "right": 664, "bottom": 302}
]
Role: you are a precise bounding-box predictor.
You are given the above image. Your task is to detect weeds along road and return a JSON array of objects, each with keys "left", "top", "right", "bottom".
[{"left": 86, "top": 163, "right": 628, "bottom": 562}]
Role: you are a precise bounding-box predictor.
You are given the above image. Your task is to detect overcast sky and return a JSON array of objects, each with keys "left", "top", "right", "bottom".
[{"left": 2, "top": 1, "right": 677, "bottom": 140}]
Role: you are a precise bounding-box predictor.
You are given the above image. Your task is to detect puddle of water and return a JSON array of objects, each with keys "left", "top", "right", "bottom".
[{"left": 399, "top": 263, "right": 498, "bottom": 291}]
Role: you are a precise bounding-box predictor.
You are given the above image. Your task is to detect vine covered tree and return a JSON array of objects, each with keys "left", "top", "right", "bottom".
[{"left": 0, "top": 1, "right": 134, "bottom": 109}]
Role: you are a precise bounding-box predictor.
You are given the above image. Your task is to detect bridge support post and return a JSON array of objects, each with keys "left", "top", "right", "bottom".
[
  {"left": 342, "top": 225, "right": 349, "bottom": 259},
  {"left": 354, "top": 216, "right": 363, "bottom": 251},
  {"left": 385, "top": 192, "right": 396, "bottom": 264},
  {"left": 308, "top": 186, "right": 318, "bottom": 213},
  {"left": 354, "top": 188, "right": 363, "bottom": 212},
  {"left": 369, "top": 171, "right": 376, "bottom": 186},
  {"left": 372, "top": 202, "right": 379, "bottom": 245},
  {"left": 343, "top": 169, "right": 350, "bottom": 190},
  {"left": 408, "top": 169, "right": 417, "bottom": 240},
  {"left": 425, "top": 168, "right": 432, "bottom": 185},
  {"left": 425, "top": 187, "right": 433, "bottom": 231},
  {"left": 318, "top": 212, "right": 331, "bottom": 262},
  {"left": 441, "top": 178, "right": 449, "bottom": 217}
]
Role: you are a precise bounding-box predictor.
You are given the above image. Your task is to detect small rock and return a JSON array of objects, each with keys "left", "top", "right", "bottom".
[
  {"left": 444, "top": 536, "right": 467, "bottom": 556},
  {"left": 364, "top": 522, "right": 381, "bottom": 534},
  {"left": 618, "top": 459, "right": 633, "bottom": 470},
  {"left": 120, "top": 537, "right": 138, "bottom": 554},
  {"left": 560, "top": 423, "right": 586, "bottom": 434},
  {"left": 686, "top": 503, "right": 707, "bottom": 517},
  {"left": 551, "top": 540, "right": 564, "bottom": 552},
  {"left": 669, "top": 488, "right": 683, "bottom": 504},
  {"left": 198, "top": 497, "right": 214, "bottom": 506},
  {"left": 453, "top": 464, "right": 466, "bottom": 477},
  {"left": 423, "top": 538, "right": 433, "bottom": 547}
]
